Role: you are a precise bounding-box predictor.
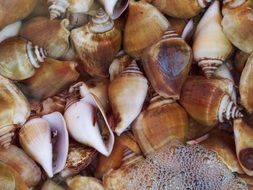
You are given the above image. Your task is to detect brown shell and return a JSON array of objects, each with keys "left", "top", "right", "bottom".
[
  {"left": 179, "top": 77, "right": 229, "bottom": 126},
  {"left": 142, "top": 32, "right": 192, "bottom": 99},
  {"left": 200, "top": 129, "right": 244, "bottom": 174},
  {"left": 20, "top": 17, "right": 70, "bottom": 59},
  {"left": 150, "top": 0, "right": 204, "bottom": 18},
  {"left": 239, "top": 53, "right": 253, "bottom": 113},
  {"left": 235, "top": 50, "right": 250, "bottom": 73},
  {"left": 222, "top": 0, "right": 253, "bottom": 53},
  {"left": 123, "top": 1, "right": 169, "bottom": 58},
  {"left": 19, "top": 58, "right": 79, "bottom": 101},
  {"left": 95, "top": 132, "right": 141, "bottom": 178},
  {"left": 132, "top": 100, "right": 188, "bottom": 155},
  {"left": 0, "top": 0, "right": 37, "bottom": 30}
]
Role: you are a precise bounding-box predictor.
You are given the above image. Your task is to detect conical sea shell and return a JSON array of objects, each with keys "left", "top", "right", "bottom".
[
  {"left": 123, "top": 0, "right": 169, "bottom": 58},
  {"left": 64, "top": 82, "right": 115, "bottom": 156},
  {"left": 108, "top": 61, "right": 148, "bottom": 136},
  {"left": 0, "top": 37, "right": 47, "bottom": 81},
  {"left": 142, "top": 30, "right": 192, "bottom": 99},
  {"left": 47, "top": 0, "right": 69, "bottom": 19},
  {"left": 98, "top": 0, "right": 129, "bottom": 19},
  {"left": 234, "top": 119, "right": 253, "bottom": 176},
  {"left": 20, "top": 17, "right": 70, "bottom": 59},
  {"left": 193, "top": 0, "right": 233, "bottom": 78}
]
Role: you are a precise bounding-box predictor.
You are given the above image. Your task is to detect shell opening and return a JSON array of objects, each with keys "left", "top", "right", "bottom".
[{"left": 198, "top": 59, "right": 223, "bottom": 78}]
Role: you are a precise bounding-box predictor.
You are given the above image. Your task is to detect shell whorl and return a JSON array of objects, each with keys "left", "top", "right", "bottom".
[
  {"left": 90, "top": 8, "right": 114, "bottom": 33},
  {"left": 198, "top": 59, "right": 223, "bottom": 78},
  {"left": 121, "top": 61, "right": 143, "bottom": 75},
  {"left": 161, "top": 30, "right": 179, "bottom": 40},
  {"left": 48, "top": 0, "right": 69, "bottom": 20},
  {"left": 218, "top": 95, "right": 243, "bottom": 123},
  {"left": 197, "top": 0, "right": 213, "bottom": 8},
  {"left": 0, "top": 125, "right": 15, "bottom": 148},
  {"left": 26, "top": 41, "right": 47, "bottom": 69}
]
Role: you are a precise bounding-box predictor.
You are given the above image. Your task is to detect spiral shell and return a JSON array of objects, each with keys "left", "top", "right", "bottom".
[{"left": 47, "top": 0, "right": 69, "bottom": 19}]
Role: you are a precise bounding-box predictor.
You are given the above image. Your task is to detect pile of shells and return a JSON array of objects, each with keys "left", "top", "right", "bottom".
[{"left": 1, "top": 0, "right": 253, "bottom": 189}]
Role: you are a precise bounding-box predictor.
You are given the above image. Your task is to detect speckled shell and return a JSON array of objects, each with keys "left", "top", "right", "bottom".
[
  {"left": 222, "top": 0, "right": 253, "bottom": 53},
  {"left": 142, "top": 31, "right": 192, "bottom": 99},
  {"left": 20, "top": 17, "right": 70, "bottom": 59},
  {"left": 132, "top": 98, "right": 188, "bottom": 155},
  {"left": 0, "top": 0, "right": 37, "bottom": 30},
  {"left": 150, "top": 0, "right": 212, "bottom": 18},
  {"left": 71, "top": 9, "right": 121, "bottom": 77},
  {"left": 123, "top": 1, "right": 169, "bottom": 58}
]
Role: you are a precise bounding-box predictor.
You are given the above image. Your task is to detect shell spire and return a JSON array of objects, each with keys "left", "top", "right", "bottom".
[
  {"left": 218, "top": 95, "right": 243, "bottom": 123},
  {"left": 48, "top": 0, "right": 69, "bottom": 20},
  {"left": 161, "top": 29, "right": 179, "bottom": 39},
  {"left": 28, "top": 42, "right": 47, "bottom": 68},
  {"left": 121, "top": 61, "right": 143, "bottom": 75}
]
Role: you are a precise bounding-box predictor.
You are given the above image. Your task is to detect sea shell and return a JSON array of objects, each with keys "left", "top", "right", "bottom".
[
  {"left": 47, "top": 0, "right": 69, "bottom": 19},
  {"left": 0, "top": 21, "right": 21, "bottom": 43},
  {"left": 95, "top": 132, "right": 141, "bottom": 178},
  {"left": 193, "top": 0, "right": 233, "bottom": 78},
  {"left": 108, "top": 61, "right": 148, "bottom": 136},
  {"left": 222, "top": 0, "right": 253, "bottom": 53},
  {"left": 67, "top": 176, "right": 104, "bottom": 190},
  {"left": 132, "top": 94, "right": 188, "bottom": 155},
  {"left": 123, "top": 0, "right": 169, "bottom": 58},
  {"left": 98, "top": 0, "right": 129, "bottom": 19},
  {"left": 0, "top": 37, "right": 47, "bottom": 81},
  {"left": 0, "top": 75, "right": 30, "bottom": 147},
  {"left": 150, "top": 0, "right": 212, "bottom": 18},
  {"left": 200, "top": 129, "right": 244, "bottom": 174},
  {"left": 0, "top": 0, "right": 37, "bottom": 30},
  {"left": 20, "top": 17, "right": 70, "bottom": 59},
  {"left": 71, "top": 8, "right": 121, "bottom": 77},
  {"left": 18, "top": 58, "right": 79, "bottom": 102},
  {"left": 179, "top": 77, "right": 242, "bottom": 126},
  {"left": 239, "top": 53, "right": 253, "bottom": 114},
  {"left": 19, "top": 112, "right": 69, "bottom": 177},
  {"left": 0, "top": 145, "right": 41, "bottom": 187},
  {"left": 142, "top": 30, "right": 192, "bottom": 99},
  {"left": 64, "top": 82, "right": 115, "bottom": 156},
  {"left": 234, "top": 119, "right": 253, "bottom": 176}
]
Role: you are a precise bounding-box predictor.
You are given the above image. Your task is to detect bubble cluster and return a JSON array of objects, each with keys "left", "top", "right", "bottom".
[{"left": 105, "top": 143, "right": 247, "bottom": 190}]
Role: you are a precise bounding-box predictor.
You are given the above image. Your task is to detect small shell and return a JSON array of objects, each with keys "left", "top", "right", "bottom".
[
  {"left": 0, "top": 145, "right": 41, "bottom": 187},
  {"left": 150, "top": 0, "right": 212, "bottom": 18},
  {"left": 20, "top": 17, "right": 70, "bottom": 59},
  {"left": 234, "top": 119, "right": 253, "bottom": 176},
  {"left": 239, "top": 53, "right": 253, "bottom": 114},
  {"left": 64, "top": 82, "right": 115, "bottom": 156},
  {"left": 193, "top": 0, "right": 233, "bottom": 78},
  {"left": 132, "top": 96, "right": 188, "bottom": 155},
  {"left": 142, "top": 30, "right": 192, "bottom": 99},
  {"left": 47, "top": 0, "right": 69, "bottom": 19},
  {"left": 98, "top": 0, "right": 129, "bottom": 19},
  {"left": 0, "top": 37, "right": 47, "bottom": 81},
  {"left": 222, "top": 0, "right": 253, "bottom": 53},
  {"left": 0, "top": 21, "right": 21, "bottom": 43},
  {"left": 108, "top": 61, "right": 148, "bottom": 136},
  {"left": 67, "top": 176, "right": 104, "bottom": 190},
  {"left": 123, "top": 0, "right": 169, "bottom": 58},
  {"left": 71, "top": 8, "right": 121, "bottom": 77}
]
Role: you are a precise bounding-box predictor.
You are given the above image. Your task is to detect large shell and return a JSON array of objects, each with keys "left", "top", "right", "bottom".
[
  {"left": 18, "top": 58, "right": 79, "bottom": 101},
  {"left": 19, "top": 112, "right": 69, "bottom": 177},
  {"left": 239, "top": 53, "right": 253, "bottom": 114},
  {"left": 123, "top": 0, "right": 169, "bottom": 58},
  {"left": 150, "top": 0, "right": 212, "bottom": 18},
  {"left": 71, "top": 8, "right": 121, "bottom": 77},
  {"left": 20, "top": 17, "right": 70, "bottom": 59},
  {"left": 142, "top": 30, "right": 192, "bottom": 99},
  {"left": 0, "top": 75, "right": 30, "bottom": 147},
  {"left": 0, "top": 21, "right": 21, "bottom": 43},
  {"left": 98, "top": 0, "right": 129, "bottom": 19},
  {"left": 95, "top": 132, "right": 141, "bottom": 178},
  {"left": 0, "top": 37, "right": 47, "bottom": 81},
  {"left": 0, "top": 0, "right": 37, "bottom": 30},
  {"left": 179, "top": 77, "right": 242, "bottom": 126},
  {"left": 0, "top": 145, "right": 41, "bottom": 187},
  {"left": 132, "top": 96, "right": 188, "bottom": 155},
  {"left": 0, "top": 161, "right": 29, "bottom": 190},
  {"left": 200, "top": 129, "right": 244, "bottom": 174},
  {"left": 193, "top": 0, "right": 233, "bottom": 78},
  {"left": 108, "top": 61, "right": 148, "bottom": 136},
  {"left": 234, "top": 119, "right": 253, "bottom": 176},
  {"left": 64, "top": 82, "right": 115, "bottom": 156},
  {"left": 222, "top": 0, "right": 253, "bottom": 53}
]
